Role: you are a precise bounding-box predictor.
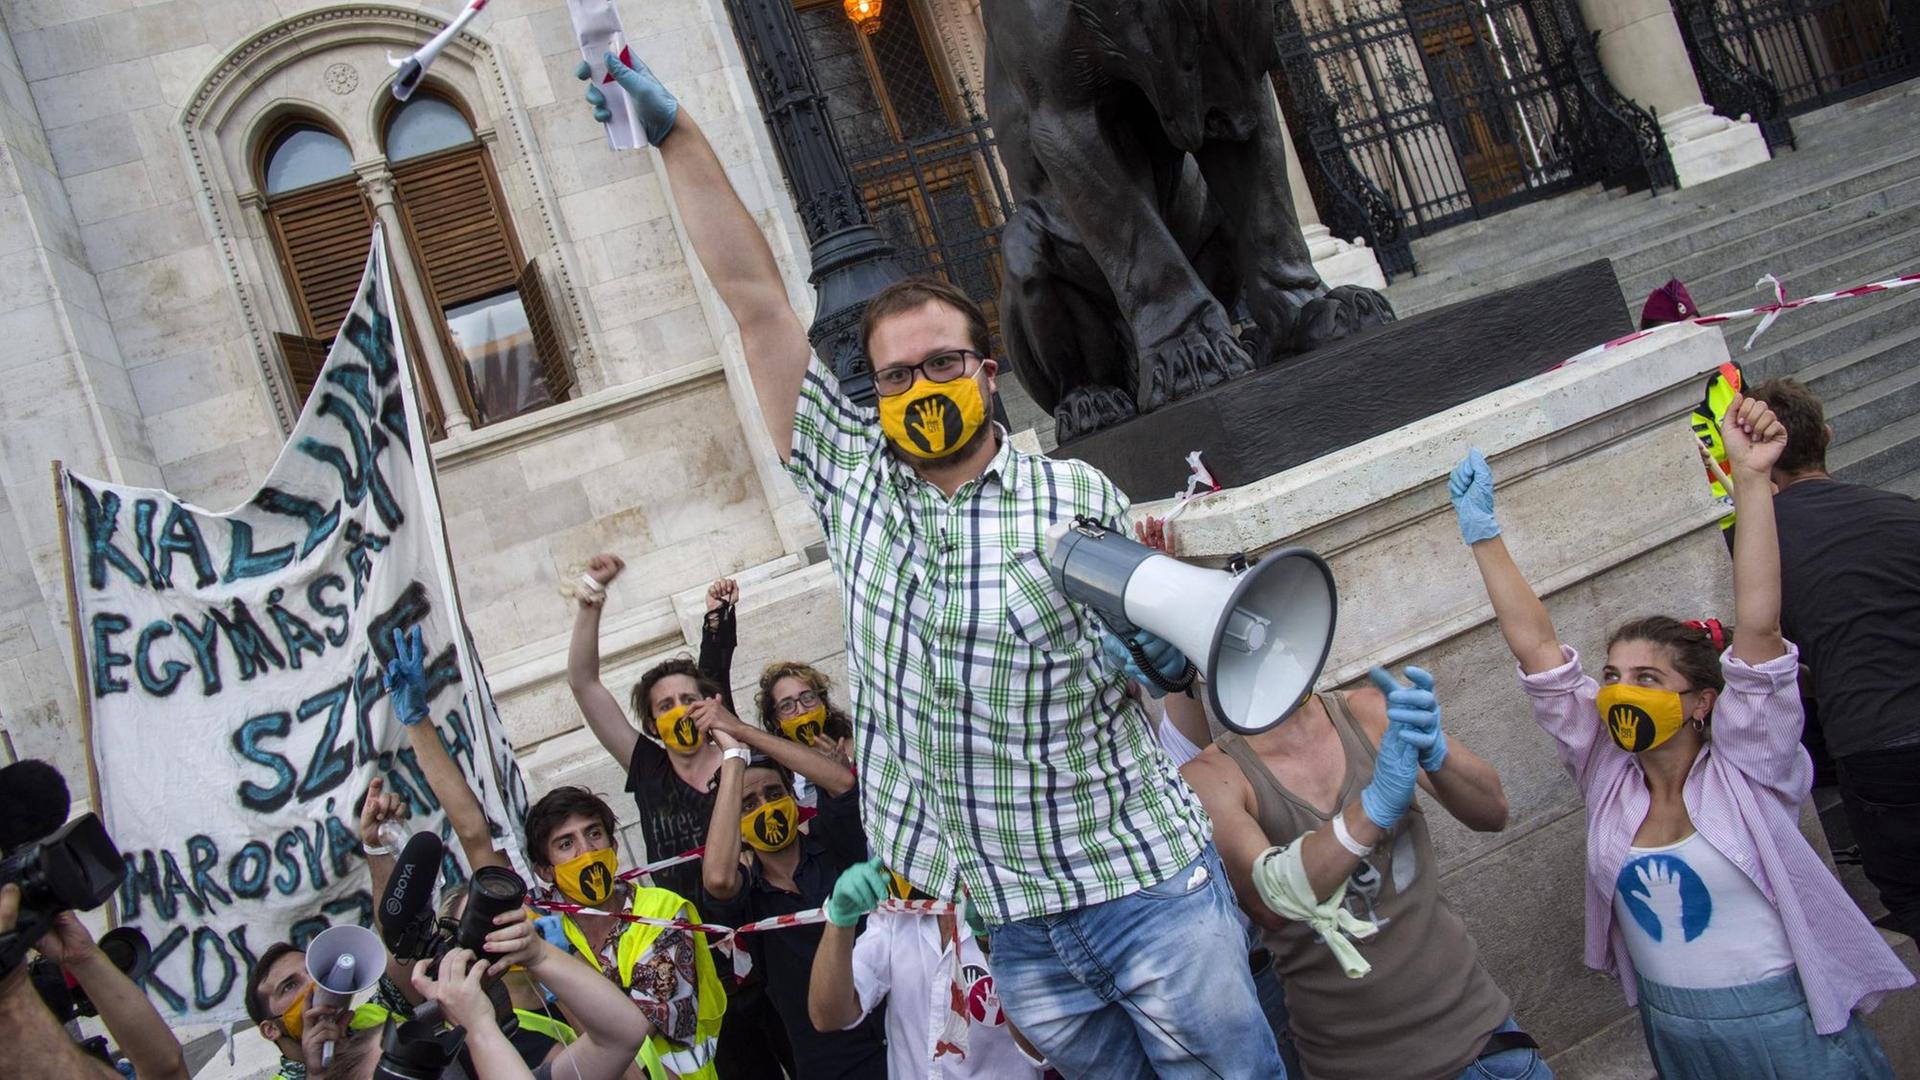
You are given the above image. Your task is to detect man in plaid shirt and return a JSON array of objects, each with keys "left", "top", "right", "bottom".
[{"left": 585, "top": 53, "right": 1285, "bottom": 1076}]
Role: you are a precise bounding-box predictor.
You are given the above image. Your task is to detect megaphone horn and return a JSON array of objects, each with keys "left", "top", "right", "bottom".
[
  {"left": 305, "top": 924, "right": 387, "bottom": 1068},
  {"left": 1046, "top": 517, "right": 1338, "bottom": 735}
]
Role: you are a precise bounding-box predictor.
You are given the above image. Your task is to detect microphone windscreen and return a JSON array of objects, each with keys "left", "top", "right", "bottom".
[
  {"left": 379, "top": 831, "right": 445, "bottom": 950},
  {"left": 0, "top": 760, "right": 71, "bottom": 853}
]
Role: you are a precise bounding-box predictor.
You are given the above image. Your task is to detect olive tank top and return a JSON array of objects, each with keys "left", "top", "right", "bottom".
[{"left": 1215, "top": 692, "right": 1511, "bottom": 1080}]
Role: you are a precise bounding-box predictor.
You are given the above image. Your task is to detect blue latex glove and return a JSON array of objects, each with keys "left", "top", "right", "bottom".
[
  {"left": 1099, "top": 627, "right": 1192, "bottom": 698},
  {"left": 1448, "top": 448, "right": 1502, "bottom": 546},
  {"left": 383, "top": 627, "right": 430, "bottom": 727},
  {"left": 1369, "top": 665, "right": 1448, "bottom": 773},
  {"left": 1359, "top": 728, "right": 1424, "bottom": 831},
  {"left": 825, "top": 857, "right": 889, "bottom": 928},
  {"left": 533, "top": 915, "right": 571, "bottom": 953},
  {"left": 574, "top": 53, "right": 679, "bottom": 147}
]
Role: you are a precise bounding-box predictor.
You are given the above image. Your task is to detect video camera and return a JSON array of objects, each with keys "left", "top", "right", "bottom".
[
  {"left": 374, "top": 830, "right": 526, "bottom": 1077},
  {"left": 0, "top": 761, "right": 127, "bottom": 982}
]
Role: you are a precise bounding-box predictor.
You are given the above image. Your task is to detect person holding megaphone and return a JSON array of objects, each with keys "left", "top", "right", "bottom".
[{"left": 1454, "top": 393, "right": 1910, "bottom": 1078}]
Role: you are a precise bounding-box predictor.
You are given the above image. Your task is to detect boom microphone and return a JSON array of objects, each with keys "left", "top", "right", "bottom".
[
  {"left": 0, "top": 760, "right": 70, "bottom": 853},
  {"left": 379, "top": 831, "right": 445, "bottom": 955}
]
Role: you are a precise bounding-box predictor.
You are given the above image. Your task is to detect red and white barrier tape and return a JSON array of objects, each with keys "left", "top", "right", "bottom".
[
  {"left": 614, "top": 807, "right": 819, "bottom": 882},
  {"left": 1559, "top": 271, "right": 1920, "bottom": 368}
]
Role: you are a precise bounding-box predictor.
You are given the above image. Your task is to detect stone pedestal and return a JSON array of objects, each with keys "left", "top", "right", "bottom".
[
  {"left": 1575, "top": 0, "right": 1771, "bottom": 188},
  {"left": 1660, "top": 103, "right": 1774, "bottom": 189},
  {"left": 1277, "top": 96, "right": 1389, "bottom": 290}
]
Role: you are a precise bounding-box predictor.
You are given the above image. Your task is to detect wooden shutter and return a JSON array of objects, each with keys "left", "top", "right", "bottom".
[
  {"left": 391, "top": 148, "right": 520, "bottom": 306},
  {"left": 265, "top": 180, "right": 375, "bottom": 338},
  {"left": 275, "top": 333, "right": 330, "bottom": 405},
  {"left": 518, "top": 258, "right": 574, "bottom": 403}
]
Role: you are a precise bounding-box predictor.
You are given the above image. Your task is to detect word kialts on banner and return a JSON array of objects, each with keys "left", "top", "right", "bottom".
[
  {"left": 1560, "top": 271, "right": 1920, "bottom": 367},
  {"left": 59, "top": 226, "right": 527, "bottom": 1025}
]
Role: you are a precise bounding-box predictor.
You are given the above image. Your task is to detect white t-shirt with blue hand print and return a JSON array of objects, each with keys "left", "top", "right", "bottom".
[{"left": 1613, "top": 832, "right": 1795, "bottom": 990}]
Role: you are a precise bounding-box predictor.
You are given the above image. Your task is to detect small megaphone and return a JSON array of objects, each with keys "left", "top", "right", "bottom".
[
  {"left": 305, "top": 924, "right": 386, "bottom": 1065},
  {"left": 1046, "top": 517, "right": 1337, "bottom": 735}
]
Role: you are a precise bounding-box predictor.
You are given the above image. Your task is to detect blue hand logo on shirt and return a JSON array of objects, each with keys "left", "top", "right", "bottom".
[{"left": 1617, "top": 854, "right": 1712, "bottom": 943}]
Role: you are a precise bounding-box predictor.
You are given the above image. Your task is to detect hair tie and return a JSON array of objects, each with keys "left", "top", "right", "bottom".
[{"left": 1684, "top": 618, "right": 1727, "bottom": 651}]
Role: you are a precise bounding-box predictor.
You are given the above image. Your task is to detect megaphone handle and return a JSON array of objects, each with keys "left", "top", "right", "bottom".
[
  {"left": 320, "top": 1039, "right": 335, "bottom": 1068},
  {"left": 1122, "top": 634, "right": 1196, "bottom": 695}
]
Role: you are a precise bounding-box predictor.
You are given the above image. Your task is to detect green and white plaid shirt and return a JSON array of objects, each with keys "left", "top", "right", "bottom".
[{"left": 786, "top": 361, "right": 1210, "bottom": 922}]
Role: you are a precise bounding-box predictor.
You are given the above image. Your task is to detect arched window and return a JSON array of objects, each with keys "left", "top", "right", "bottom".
[
  {"left": 384, "top": 93, "right": 569, "bottom": 425},
  {"left": 259, "top": 119, "right": 375, "bottom": 405},
  {"left": 263, "top": 125, "right": 354, "bottom": 193},
  {"left": 385, "top": 96, "right": 475, "bottom": 161}
]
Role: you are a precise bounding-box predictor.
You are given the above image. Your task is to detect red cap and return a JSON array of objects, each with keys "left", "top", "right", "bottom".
[{"left": 1639, "top": 279, "right": 1698, "bottom": 329}]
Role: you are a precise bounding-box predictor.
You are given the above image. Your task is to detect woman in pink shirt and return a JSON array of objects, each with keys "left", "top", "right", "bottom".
[{"left": 1452, "top": 394, "right": 1910, "bottom": 1078}]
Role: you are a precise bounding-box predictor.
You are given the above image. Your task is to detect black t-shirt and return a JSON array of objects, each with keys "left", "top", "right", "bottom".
[
  {"left": 701, "top": 787, "right": 887, "bottom": 1080},
  {"left": 1775, "top": 477, "right": 1920, "bottom": 756},
  {"left": 624, "top": 739, "right": 716, "bottom": 901}
]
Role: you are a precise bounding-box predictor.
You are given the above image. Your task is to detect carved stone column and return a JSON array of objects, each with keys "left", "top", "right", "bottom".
[
  {"left": 1572, "top": 0, "right": 1771, "bottom": 187},
  {"left": 357, "top": 165, "right": 473, "bottom": 435},
  {"left": 1271, "top": 94, "right": 1387, "bottom": 291}
]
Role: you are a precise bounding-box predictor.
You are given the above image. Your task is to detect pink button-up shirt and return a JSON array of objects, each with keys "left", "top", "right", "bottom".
[{"left": 1519, "top": 642, "right": 1913, "bottom": 1033}]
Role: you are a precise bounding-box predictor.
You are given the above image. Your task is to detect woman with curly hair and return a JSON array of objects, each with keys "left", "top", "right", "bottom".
[{"left": 754, "top": 661, "right": 857, "bottom": 806}]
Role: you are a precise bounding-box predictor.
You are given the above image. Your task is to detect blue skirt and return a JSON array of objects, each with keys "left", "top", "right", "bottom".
[{"left": 1636, "top": 969, "right": 1893, "bottom": 1080}]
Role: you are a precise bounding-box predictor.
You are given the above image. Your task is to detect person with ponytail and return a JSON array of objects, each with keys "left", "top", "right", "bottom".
[{"left": 1453, "top": 394, "right": 1911, "bottom": 1078}]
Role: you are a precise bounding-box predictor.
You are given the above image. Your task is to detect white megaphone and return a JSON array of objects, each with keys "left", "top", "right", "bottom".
[
  {"left": 305, "top": 924, "right": 386, "bottom": 1065},
  {"left": 1046, "top": 517, "right": 1337, "bottom": 735}
]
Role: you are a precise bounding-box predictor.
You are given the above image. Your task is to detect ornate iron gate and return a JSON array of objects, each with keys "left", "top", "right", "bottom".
[
  {"left": 1675, "top": 0, "right": 1915, "bottom": 130},
  {"left": 1274, "top": 0, "right": 1674, "bottom": 263}
]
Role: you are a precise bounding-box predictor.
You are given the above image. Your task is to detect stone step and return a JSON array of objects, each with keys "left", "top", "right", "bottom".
[
  {"left": 1831, "top": 410, "right": 1920, "bottom": 488},
  {"left": 1615, "top": 169, "right": 1920, "bottom": 291},
  {"left": 1666, "top": 208, "right": 1920, "bottom": 309},
  {"left": 1758, "top": 288, "right": 1920, "bottom": 393},
  {"left": 1827, "top": 356, "right": 1920, "bottom": 446},
  {"left": 1881, "top": 466, "right": 1920, "bottom": 499},
  {"left": 1684, "top": 229, "right": 1920, "bottom": 349}
]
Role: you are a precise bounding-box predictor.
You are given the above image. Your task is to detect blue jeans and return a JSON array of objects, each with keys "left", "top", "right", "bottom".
[
  {"left": 1636, "top": 971, "right": 1893, "bottom": 1080},
  {"left": 988, "top": 844, "right": 1286, "bottom": 1078},
  {"left": 1453, "top": 1018, "right": 1553, "bottom": 1080}
]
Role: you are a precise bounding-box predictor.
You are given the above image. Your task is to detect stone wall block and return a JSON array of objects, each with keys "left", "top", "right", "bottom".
[
  {"left": 28, "top": 60, "right": 156, "bottom": 131},
  {"left": 79, "top": 199, "right": 206, "bottom": 273},
  {"left": 453, "top": 535, "right": 556, "bottom": 614},
  {"left": 0, "top": 301, "right": 71, "bottom": 370},
  {"left": 140, "top": 388, "right": 270, "bottom": 467},
  {"left": 486, "top": 477, "right": 595, "bottom": 551},
  {"left": 156, "top": 431, "right": 281, "bottom": 511},
  {"left": 13, "top": 19, "right": 106, "bottom": 85},
  {"left": 62, "top": 159, "right": 157, "bottom": 227},
  {"left": 95, "top": 246, "right": 232, "bottom": 365},
  {"left": 557, "top": 174, "right": 668, "bottom": 239},
  {"left": 46, "top": 113, "right": 141, "bottom": 178},
  {"left": 436, "top": 449, "right": 533, "bottom": 512}
]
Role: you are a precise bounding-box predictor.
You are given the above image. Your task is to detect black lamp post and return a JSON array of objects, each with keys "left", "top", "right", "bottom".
[{"left": 718, "top": 0, "right": 905, "bottom": 406}]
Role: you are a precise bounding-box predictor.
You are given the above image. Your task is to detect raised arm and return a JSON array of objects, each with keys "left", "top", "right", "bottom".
[
  {"left": 700, "top": 731, "right": 750, "bottom": 902},
  {"left": 698, "top": 578, "right": 739, "bottom": 715},
  {"left": 567, "top": 554, "right": 641, "bottom": 770},
  {"left": 1720, "top": 394, "right": 1788, "bottom": 664},
  {"left": 477, "top": 913, "right": 652, "bottom": 1080},
  {"left": 690, "top": 699, "right": 856, "bottom": 797},
  {"left": 31, "top": 910, "right": 188, "bottom": 1080},
  {"left": 1452, "top": 450, "right": 1565, "bottom": 674},
  {"left": 579, "top": 56, "right": 812, "bottom": 458},
  {"left": 1350, "top": 676, "right": 1507, "bottom": 833},
  {"left": 385, "top": 627, "right": 508, "bottom": 871},
  {"left": 809, "top": 858, "right": 889, "bottom": 1032}
]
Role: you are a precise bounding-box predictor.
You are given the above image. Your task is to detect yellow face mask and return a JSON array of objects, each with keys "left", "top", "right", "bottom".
[
  {"left": 552, "top": 848, "right": 620, "bottom": 906},
  {"left": 779, "top": 703, "right": 827, "bottom": 746},
  {"left": 653, "top": 703, "right": 704, "bottom": 754},
  {"left": 740, "top": 795, "right": 799, "bottom": 853},
  {"left": 878, "top": 374, "right": 987, "bottom": 460},
  {"left": 1597, "top": 684, "right": 1690, "bottom": 753},
  {"left": 279, "top": 983, "right": 311, "bottom": 1040}
]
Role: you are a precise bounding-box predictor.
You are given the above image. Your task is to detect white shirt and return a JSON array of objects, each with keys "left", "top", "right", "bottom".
[
  {"left": 1612, "top": 831, "right": 1796, "bottom": 989},
  {"left": 844, "top": 911, "right": 1044, "bottom": 1079}
]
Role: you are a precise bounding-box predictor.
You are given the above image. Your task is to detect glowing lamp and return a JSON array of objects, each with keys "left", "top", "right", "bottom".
[{"left": 844, "top": 0, "right": 882, "bottom": 35}]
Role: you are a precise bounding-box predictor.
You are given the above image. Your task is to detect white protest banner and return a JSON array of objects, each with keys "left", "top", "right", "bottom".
[{"left": 58, "top": 227, "right": 529, "bottom": 1025}]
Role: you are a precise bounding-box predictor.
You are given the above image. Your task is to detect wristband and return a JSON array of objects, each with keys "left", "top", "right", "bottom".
[
  {"left": 1331, "top": 812, "right": 1375, "bottom": 858},
  {"left": 362, "top": 843, "right": 394, "bottom": 857},
  {"left": 722, "top": 747, "right": 752, "bottom": 765},
  {"left": 578, "top": 573, "right": 607, "bottom": 596}
]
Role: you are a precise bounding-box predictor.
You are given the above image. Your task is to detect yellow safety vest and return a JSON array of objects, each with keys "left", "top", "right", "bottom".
[
  {"left": 511, "top": 1007, "right": 577, "bottom": 1045},
  {"left": 562, "top": 886, "right": 726, "bottom": 1080},
  {"left": 1688, "top": 360, "right": 1743, "bottom": 532}
]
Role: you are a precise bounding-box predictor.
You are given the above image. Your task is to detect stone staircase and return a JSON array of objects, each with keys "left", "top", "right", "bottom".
[{"left": 1383, "top": 78, "right": 1920, "bottom": 495}]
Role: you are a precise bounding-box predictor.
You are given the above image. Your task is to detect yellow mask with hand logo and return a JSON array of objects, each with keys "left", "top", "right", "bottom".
[
  {"left": 653, "top": 703, "right": 704, "bottom": 754},
  {"left": 779, "top": 704, "right": 827, "bottom": 747},
  {"left": 552, "top": 848, "right": 620, "bottom": 906},
  {"left": 1597, "top": 684, "right": 1689, "bottom": 753},
  {"left": 879, "top": 376, "right": 987, "bottom": 460},
  {"left": 740, "top": 795, "right": 799, "bottom": 853}
]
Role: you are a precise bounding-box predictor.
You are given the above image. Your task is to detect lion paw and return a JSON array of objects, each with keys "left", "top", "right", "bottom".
[
  {"left": 1287, "top": 285, "right": 1397, "bottom": 352},
  {"left": 1137, "top": 316, "right": 1253, "bottom": 413},
  {"left": 1055, "top": 385, "right": 1138, "bottom": 443}
]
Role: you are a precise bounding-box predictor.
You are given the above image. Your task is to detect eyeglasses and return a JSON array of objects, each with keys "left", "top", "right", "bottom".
[
  {"left": 872, "top": 349, "right": 986, "bottom": 397},
  {"left": 775, "top": 689, "right": 823, "bottom": 717}
]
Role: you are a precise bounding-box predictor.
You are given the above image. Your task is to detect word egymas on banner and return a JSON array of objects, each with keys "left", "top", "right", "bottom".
[{"left": 57, "top": 225, "right": 528, "bottom": 1026}]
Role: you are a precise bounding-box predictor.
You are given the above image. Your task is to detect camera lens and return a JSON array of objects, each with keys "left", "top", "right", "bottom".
[{"left": 454, "top": 867, "right": 525, "bottom": 953}]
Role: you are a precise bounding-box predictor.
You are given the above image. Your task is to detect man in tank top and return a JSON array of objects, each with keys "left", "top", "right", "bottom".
[{"left": 1183, "top": 666, "right": 1549, "bottom": 1080}]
